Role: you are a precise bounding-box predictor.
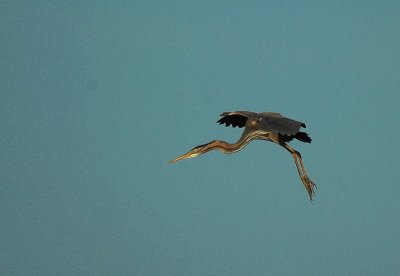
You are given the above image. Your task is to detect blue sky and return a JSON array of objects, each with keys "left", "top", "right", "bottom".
[{"left": 2, "top": 1, "right": 400, "bottom": 275}]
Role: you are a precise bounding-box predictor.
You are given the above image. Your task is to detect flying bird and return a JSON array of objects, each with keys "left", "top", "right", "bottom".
[{"left": 169, "top": 111, "right": 316, "bottom": 200}]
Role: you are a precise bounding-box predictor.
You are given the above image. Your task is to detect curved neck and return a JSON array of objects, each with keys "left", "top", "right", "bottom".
[
  {"left": 212, "top": 140, "right": 247, "bottom": 154},
  {"left": 203, "top": 131, "right": 264, "bottom": 154}
]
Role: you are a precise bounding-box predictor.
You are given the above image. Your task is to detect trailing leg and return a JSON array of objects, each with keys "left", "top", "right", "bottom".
[{"left": 280, "top": 142, "right": 316, "bottom": 201}]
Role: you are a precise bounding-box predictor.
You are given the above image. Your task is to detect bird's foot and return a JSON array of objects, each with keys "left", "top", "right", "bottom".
[{"left": 301, "top": 175, "right": 316, "bottom": 201}]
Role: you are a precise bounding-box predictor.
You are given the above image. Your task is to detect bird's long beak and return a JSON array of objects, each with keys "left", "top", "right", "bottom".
[{"left": 169, "top": 151, "right": 199, "bottom": 164}]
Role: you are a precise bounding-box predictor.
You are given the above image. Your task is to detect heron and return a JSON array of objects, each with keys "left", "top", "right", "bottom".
[{"left": 169, "top": 111, "right": 316, "bottom": 201}]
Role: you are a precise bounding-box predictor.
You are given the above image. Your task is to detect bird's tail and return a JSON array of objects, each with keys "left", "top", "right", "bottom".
[{"left": 295, "top": 132, "right": 312, "bottom": 143}]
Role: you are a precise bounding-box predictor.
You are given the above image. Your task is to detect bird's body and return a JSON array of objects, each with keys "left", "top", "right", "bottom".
[{"left": 170, "top": 111, "right": 316, "bottom": 200}]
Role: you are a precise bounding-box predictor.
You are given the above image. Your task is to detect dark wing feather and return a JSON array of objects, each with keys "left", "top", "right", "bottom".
[
  {"left": 280, "top": 132, "right": 312, "bottom": 143},
  {"left": 259, "top": 113, "right": 306, "bottom": 136},
  {"left": 217, "top": 111, "right": 257, "bottom": 128}
]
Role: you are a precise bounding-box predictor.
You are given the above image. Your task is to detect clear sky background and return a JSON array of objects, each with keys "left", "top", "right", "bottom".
[{"left": 2, "top": 1, "right": 400, "bottom": 275}]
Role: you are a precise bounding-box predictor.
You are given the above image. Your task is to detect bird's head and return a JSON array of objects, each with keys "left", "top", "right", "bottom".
[{"left": 169, "top": 142, "right": 215, "bottom": 164}]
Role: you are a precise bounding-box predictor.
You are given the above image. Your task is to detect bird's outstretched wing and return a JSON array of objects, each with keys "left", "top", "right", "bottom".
[
  {"left": 217, "top": 111, "right": 258, "bottom": 128},
  {"left": 259, "top": 113, "right": 306, "bottom": 136}
]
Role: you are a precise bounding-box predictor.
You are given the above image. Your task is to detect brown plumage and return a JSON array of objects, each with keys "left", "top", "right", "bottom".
[{"left": 170, "top": 111, "right": 316, "bottom": 201}]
